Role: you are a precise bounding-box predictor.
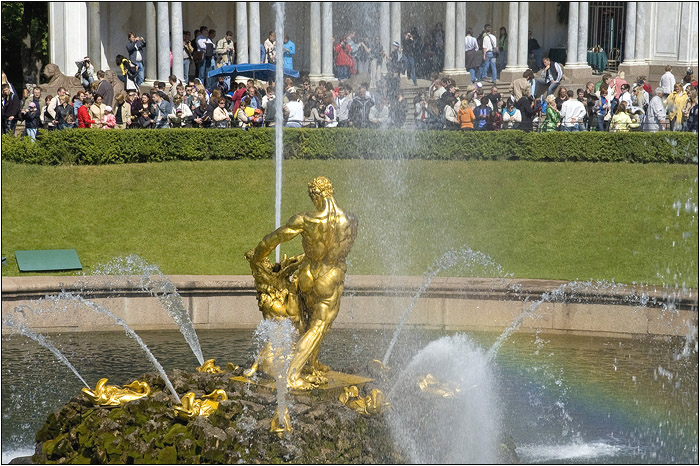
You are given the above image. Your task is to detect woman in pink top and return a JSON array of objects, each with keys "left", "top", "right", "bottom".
[{"left": 609, "top": 71, "right": 628, "bottom": 99}]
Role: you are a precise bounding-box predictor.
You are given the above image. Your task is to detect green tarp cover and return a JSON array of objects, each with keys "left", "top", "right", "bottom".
[{"left": 15, "top": 249, "right": 82, "bottom": 272}]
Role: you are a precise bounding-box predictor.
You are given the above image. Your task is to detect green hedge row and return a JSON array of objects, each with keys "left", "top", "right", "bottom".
[{"left": 2, "top": 129, "right": 698, "bottom": 165}]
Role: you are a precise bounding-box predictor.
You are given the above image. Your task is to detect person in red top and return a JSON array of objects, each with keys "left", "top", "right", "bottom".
[
  {"left": 334, "top": 37, "right": 355, "bottom": 81},
  {"left": 77, "top": 96, "right": 96, "bottom": 128},
  {"left": 229, "top": 82, "right": 247, "bottom": 115}
]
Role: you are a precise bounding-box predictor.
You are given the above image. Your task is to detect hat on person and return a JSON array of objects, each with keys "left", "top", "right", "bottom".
[
  {"left": 28, "top": 101, "right": 36, "bottom": 108},
  {"left": 226, "top": 91, "right": 235, "bottom": 99},
  {"left": 176, "top": 108, "right": 183, "bottom": 113},
  {"left": 104, "top": 105, "right": 112, "bottom": 112},
  {"left": 392, "top": 41, "right": 400, "bottom": 47}
]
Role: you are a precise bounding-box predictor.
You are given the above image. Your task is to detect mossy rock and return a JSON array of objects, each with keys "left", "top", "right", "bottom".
[{"left": 29, "top": 369, "right": 519, "bottom": 464}]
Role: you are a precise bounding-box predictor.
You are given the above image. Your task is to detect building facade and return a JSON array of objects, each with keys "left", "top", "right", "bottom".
[{"left": 49, "top": 2, "right": 698, "bottom": 84}]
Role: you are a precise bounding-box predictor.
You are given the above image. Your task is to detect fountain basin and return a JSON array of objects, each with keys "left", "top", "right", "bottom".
[
  {"left": 2, "top": 275, "right": 697, "bottom": 337},
  {"left": 2, "top": 329, "right": 697, "bottom": 464}
]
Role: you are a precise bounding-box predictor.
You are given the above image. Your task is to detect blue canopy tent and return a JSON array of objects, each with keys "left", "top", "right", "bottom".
[{"left": 208, "top": 63, "right": 299, "bottom": 82}]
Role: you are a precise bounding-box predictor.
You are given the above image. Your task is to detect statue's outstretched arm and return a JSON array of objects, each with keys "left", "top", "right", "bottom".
[{"left": 253, "top": 214, "right": 304, "bottom": 262}]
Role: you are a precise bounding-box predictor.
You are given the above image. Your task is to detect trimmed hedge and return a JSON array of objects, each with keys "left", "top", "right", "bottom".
[{"left": 2, "top": 128, "right": 698, "bottom": 165}]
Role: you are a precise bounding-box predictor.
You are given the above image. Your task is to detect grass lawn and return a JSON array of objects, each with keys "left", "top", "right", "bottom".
[{"left": 1, "top": 159, "right": 697, "bottom": 286}]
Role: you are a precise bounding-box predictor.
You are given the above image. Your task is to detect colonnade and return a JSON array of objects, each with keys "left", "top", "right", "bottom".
[{"left": 52, "top": 2, "right": 697, "bottom": 87}]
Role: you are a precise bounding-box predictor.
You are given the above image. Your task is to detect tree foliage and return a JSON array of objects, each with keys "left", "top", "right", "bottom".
[{"left": 1, "top": 2, "right": 49, "bottom": 91}]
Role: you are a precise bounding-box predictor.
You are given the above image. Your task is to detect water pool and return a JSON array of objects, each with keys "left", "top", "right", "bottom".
[{"left": 2, "top": 328, "right": 697, "bottom": 463}]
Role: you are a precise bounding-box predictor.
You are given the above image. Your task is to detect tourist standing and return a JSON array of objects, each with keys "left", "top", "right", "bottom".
[
  {"left": 497, "top": 27, "right": 508, "bottom": 76},
  {"left": 126, "top": 33, "right": 146, "bottom": 87},
  {"left": 665, "top": 83, "right": 688, "bottom": 131},
  {"left": 479, "top": 25, "right": 498, "bottom": 84},
  {"left": 559, "top": 90, "right": 586, "bottom": 131},
  {"left": 283, "top": 34, "right": 295, "bottom": 70},
  {"left": 216, "top": 31, "right": 235, "bottom": 67},
  {"left": 348, "top": 85, "right": 373, "bottom": 128},
  {"left": 95, "top": 70, "right": 115, "bottom": 108},
  {"left": 264, "top": 31, "right": 276, "bottom": 64},
  {"left": 659, "top": 65, "right": 676, "bottom": 97},
  {"left": 540, "top": 94, "right": 560, "bottom": 132},
  {"left": 183, "top": 31, "right": 194, "bottom": 81},
  {"left": 464, "top": 28, "right": 481, "bottom": 84}
]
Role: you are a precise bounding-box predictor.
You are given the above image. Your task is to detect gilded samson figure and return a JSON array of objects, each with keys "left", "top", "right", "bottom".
[{"left": 248, "top": 177, "right": 358, "bottom": 389}]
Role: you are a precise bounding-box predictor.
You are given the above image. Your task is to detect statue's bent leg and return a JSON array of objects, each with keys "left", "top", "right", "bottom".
[{"left": 287, "top": 319, "right": 328, "bottom": 389}]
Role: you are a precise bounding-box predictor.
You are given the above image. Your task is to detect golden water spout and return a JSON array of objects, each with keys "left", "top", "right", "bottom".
[
  {"left": 174, "top": 389, "right": 228, "bottom": 420},
  {"left": 196, "top": 359, "right": 224, "bottom": 374},
  {"left": 81, "top": 378, "right": 150, "bottom": 406}
]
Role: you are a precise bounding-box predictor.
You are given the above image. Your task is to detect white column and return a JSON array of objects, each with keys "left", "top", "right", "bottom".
[
  {"left": 248, "top": 2, "right": 261, "bottom": 64},
  {"left": 309, "top": 2, "right": 321, "bottom": 78},
  {"left": 566, "top": 1, "right": 578, "bottom": 66},
  {"left": 454, "top": 2, "right": 467, "bottom": 74},
  {"left": 145, "top": 2, "right": 157, "bottom": 80},
  {"left": 443, "top": 2, "right": 455, "bottom": 72},
  {"left": 577, "top": 2, "right": 589, "bottom": 64},
  {"left": 677, "top": 1, "right": 696, "bottom": 65},
  {"left": 623, "top": 2, "right": 636, "bottom": 62},
  {"left": 321, "top": 2, "right": 333, "bottom": 79},
  {"left": 236, "top": 2, "right": 249, "bottom": 63},
  {"left": 391, "top": 2, "right": 401, "bottom": 46},
  {"left": 49, "top": 2, "right": 88, "bottom": 75},
  {"left": 156, "top": 1, "right": 170, "bottom": 80},
  {"left": 170, "top": 1, "right": 184, "bottom": 82},
  {"left": 87, "top": 2, "right": 101, "bottom": 70},
  {"left": 505, "top": 2, "right": 519, "bottom": 69},
  {"left": 517, "top": 3, "right": 529, "bottom": 68},
  {"left": 380, "top": 2, "right": 391, "bottom": 74},
  {"left": 634, "top": 2, "right": 647, "bottom": 61}
]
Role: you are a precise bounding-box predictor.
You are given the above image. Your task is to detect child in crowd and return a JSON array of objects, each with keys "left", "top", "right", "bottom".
[{"left": 102, "top": 106, "right": 116, "bottom": 129}]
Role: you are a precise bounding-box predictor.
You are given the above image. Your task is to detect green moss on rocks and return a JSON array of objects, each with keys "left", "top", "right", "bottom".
[{"left": 30, "top": 369, "right": 517, "bottom": 464}]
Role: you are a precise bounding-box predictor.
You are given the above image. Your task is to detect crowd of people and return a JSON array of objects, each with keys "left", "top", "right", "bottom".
[{"left": 2, "top": 23, "right": 698, "bottom": 136}]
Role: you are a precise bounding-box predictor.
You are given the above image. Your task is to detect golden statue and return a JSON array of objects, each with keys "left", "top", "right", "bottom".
[
  {"left": 246, "top": 177, "right": 358, "bottom": 390},
  {"left": 339, "top": 385, "right": 389, "bottom": 415},
  {"left": 270, "top": 406, "right": 293, "bottom": 434},
  {"left": 196, "top": 359, "right": 224, "bottom": 374},
  {"left": 418, "top": 374, "right": 463, "bottom": 398},
  {"left": 174, "top": 389, "right": 228, "bottom": 420},
  {"left": 81, "top": 378, "right": 151, "bottom": 406}
]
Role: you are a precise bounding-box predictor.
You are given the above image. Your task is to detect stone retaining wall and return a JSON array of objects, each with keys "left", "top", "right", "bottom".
[{"left": 2, "top": 275, "right": 697, "bottom": 338}]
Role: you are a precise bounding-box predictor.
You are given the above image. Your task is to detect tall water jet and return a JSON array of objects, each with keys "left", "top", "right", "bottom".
[
  {"left": 89, "top": 255, "right": 205, "bottom": 366},
  {"left": 273, "top": 1, "right": 285, "bottom": 263},
  {"left": 2, "top": 315, "right": 89, "bottom": 389},
  {"left": 382, "top": 246, "right": 509, "bottom": 366},
  {"left": 387, "top": 334, "right": 501, "bottom": 463}
]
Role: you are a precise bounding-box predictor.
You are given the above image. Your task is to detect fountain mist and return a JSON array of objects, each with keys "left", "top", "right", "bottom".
[
  {"left": 382, "top": 246, "right": 509, "bottom": 366},
  {"left": 89, "top": 255, "right": 205, "bottom": 366},
  {"left": 387, "top": 334, "right": 501, "bottom": 463},
  {"left": 24, "top": 292, "right": 180, "bottom": 401}
]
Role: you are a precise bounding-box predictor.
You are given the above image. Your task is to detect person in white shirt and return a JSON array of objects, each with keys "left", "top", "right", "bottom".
[
  {"left": 644, "top": 87, "right": 667, "bottom": 132},
  {"left": 368, "top": 97, "right": 391, "bottom": 129},
  {"left": 479, "top": 24, "right": 498, "bottom": 84},
  {"left": 284, "top": 91, "right": 304, "bottom": 127},
  {"left": 559, "top": 89, "right": 586, "bottom": 131},
  {"left": 464, "top": 28, "right": 481, "bottom": 83},
  {"left": 659, "top": 65, "right": 676, "bottom": 97}
]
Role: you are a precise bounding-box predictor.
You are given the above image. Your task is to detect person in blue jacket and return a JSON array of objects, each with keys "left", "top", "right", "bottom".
[{"left": 283, "top": 34, "right": 295, "bottom": 70}]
